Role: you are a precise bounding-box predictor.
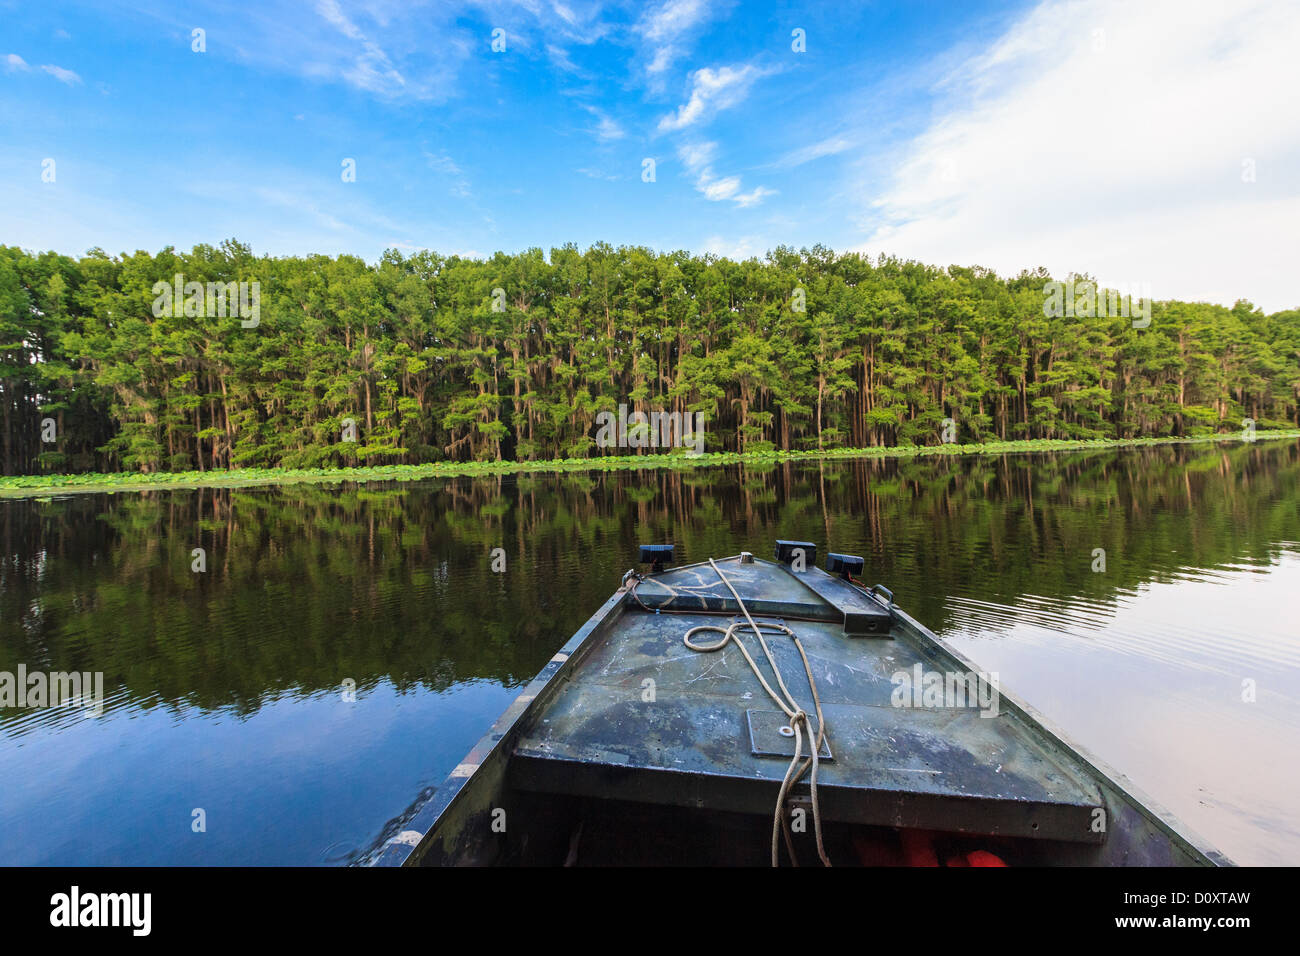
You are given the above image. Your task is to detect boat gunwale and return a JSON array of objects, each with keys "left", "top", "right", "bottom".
[
  {"left": 886, "top": 600, "right": 1234, "bottom": 866},
  {"left": 369, "top": 584, "right": 631, "bottom": 866}
]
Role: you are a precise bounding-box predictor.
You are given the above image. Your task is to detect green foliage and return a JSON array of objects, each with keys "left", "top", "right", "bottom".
[{"left": 1, "top": 242, "right": 1297, "bottom": 476}]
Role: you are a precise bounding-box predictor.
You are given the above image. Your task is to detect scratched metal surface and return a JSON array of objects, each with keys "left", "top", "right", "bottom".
[
  {"left": 628, "top": 557, "right": 834, "bottom": 618},
  {"left": 511, "top": 557, "right": 1105, "bottom": 843}
]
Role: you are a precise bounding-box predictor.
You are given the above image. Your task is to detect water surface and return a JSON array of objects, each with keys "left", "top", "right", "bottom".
[{"left": 2, "top": 440, "right": 1297, "bottom": 864}]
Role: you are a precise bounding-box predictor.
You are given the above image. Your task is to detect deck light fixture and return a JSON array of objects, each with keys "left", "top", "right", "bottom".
[
  {"left": 638, "top": 544, "right": 675, "bottom": 572},
  {"left": 826, "top": 553, "right": 865, "bottom": 579},
  {"left": 774, "top": 540, "right": 817, "bottom": 568}
]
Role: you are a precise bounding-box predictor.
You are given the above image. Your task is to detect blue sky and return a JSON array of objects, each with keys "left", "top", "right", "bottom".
[{"left": 2, "top": 0, "right": 1298, "bottom": 311}]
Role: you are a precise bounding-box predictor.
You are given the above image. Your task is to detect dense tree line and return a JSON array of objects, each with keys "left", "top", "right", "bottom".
[{"left": 1, "top": 240, "right": 1297, "bottom": 475}]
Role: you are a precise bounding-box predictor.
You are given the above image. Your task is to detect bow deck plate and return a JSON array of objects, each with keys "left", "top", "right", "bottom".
[
  {"left": 508, "top": 555, "right": 1105, "bottom": 844},
  {"left": 746, "top": 709, "right": 833, "bottom": 760}
]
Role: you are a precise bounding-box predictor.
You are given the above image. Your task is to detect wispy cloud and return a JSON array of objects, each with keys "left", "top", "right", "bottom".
[
  {"left": 641, "top": 0, "right": 709, "bottom": 43},
  {"left": 423, "top": 150, "right": 472, "bottom": 198},
  {"left": 702, "top": 234, "right": 765, "bottom": 260},
  {"left": 546, "top": 44, "right": 584, "bottom": 75},
  {"left": 580, "top": 104, "right": 625, "bottom": 142},
  {"left": 857, "top": 0, "right": 1300, "bottom": 312},
  {"left": 184, "top": 172, "right": 415, "bottom": 239},
  {"left": 658, "top": 64, "right": 766, "bottom": 132},
  {"left": 255, "top": 185, "right": 347, "bottom": 232},
  {"left": 40, "top": 64, "right": 82, "bottom": 85},
  {"left": 678, "top": 141, "right": 774, "bottom": 207},
  {"left": 4, "top": 54, "right": 30, "bottom": 73},
  {"left": 315, "top": 0, "right": 364, "bottom": 42},
  {"left": 121, "top": 0, "right": 473, "bottom": 102},
  {"left": 731, "top": 185, "right": 776, "bottom": 208},
  {"left": 314, "top": 0, "right": 406, "bottom": 96},
  {"left": 637, "top": 0, "right": 713, "bottom": 79},
  {"left": 678, "top": 141, "right": 717, "bottom": 172},
  {"left": 423, "top": 151, "right": 461, "bottom": 176},
  {"left": 772, "top": 135, "right": 854, "bottom": 169},
  {"left": 533, "top": 0, "right": 612, "bottom": 45},
  {"left": 94, "top": 1, "right": 608, "bottom": 103}
]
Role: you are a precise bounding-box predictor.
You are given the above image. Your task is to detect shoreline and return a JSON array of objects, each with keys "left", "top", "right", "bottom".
[{"left": 3, "top": 430, "right": 1297, "bottom": 498}]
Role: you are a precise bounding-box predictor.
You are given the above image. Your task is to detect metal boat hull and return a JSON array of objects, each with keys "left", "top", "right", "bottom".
[{"left": 369, "top": 554, "right": 1230, "bottom": 866}]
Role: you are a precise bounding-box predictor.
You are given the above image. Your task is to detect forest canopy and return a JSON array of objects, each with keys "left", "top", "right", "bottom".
[{"left": 1, "top": 240, "right": 1297, "bottom": 475}]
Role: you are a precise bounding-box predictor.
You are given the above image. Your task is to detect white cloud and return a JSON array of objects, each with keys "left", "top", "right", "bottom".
[
  {"left": 773, "top": 135, "right": 853, "bottom": 169},
  {"left": 551, "top": 2, "right": 579, "bottom": 28},
  {"left": 701, "top": 176, "right": 740, "bottom": 201},
  {"left": 858, "top": 0, "right": 1300, "bottom": 312},
  {"left": 580, "top": 104, "right": 625, "bottom": 142},
  {"left": 105, "top": 0, "right": 604, "bottom": 103},
  {"left": 255, "top": 186, "right": 347, "bottom": 232},
  {"left": 110, "top": 0, "right": 471, "bottom": 102},
  {"left": 538, "top": 0, "right": 611, "bottom": 45},
  {"left": 423, "top": 149, "right": 471, "bottom": 197},
  {"left": 646, "top": 45, "right": 675, "bottom": 76},
  {"left": 546, "top": 44, "right": 583, "bottom": 75},
  {"left": 315, "top": 0, "right": 406, "bottom": 96},
  {"left": 658, "top": 64, "right": 764, "bottom": 132},
  {"left": 315, "top": 0, "right": 363, "bottom": 40},
  {"left": 677, "top": 141, "right": 774, "bottom": 207},
  {"left": 733, "top": 186, "right": 776, "bottom": 208},
  {"left": 641, "top": 0, "right": 708, "bottom": 43},
  {"left": 638, "top": 0, "right": 711, "bottom": 78},
  {"left": 4, "top": 54, "right": 30, "bottom": 72},
  {"left": 677, "top": 141, "right": 716, "bottom": 172},
  {"left": 40, "top": 64, "right": 82, "bottom": 85},
  {"left": 422, "top": 151, "right": 461, "bottom": 176},
  {"left": 702, "top": 234, "right": 764, "bottom": 260}
]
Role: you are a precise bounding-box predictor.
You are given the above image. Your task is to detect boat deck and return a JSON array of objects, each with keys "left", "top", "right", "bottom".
[{"left": 510, "top": 555, "right": 1106, "bottom": 844}]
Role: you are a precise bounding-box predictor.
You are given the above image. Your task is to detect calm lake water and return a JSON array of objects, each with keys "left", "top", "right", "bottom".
[{"left": 2, "top": 440, "right": 1298, "bottom": 865}]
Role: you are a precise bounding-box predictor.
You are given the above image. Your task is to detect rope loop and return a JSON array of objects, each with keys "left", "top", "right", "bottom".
[
  {"left": 626, "top": 557, "right": 832, "bottom": 866},
  {"left": 679, "top": 558, "right": 832, "bottom": 867}
]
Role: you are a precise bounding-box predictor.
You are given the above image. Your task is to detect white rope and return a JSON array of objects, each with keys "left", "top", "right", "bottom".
[{"left": 682, "top": 558, "right": 831, "bottom": 867}]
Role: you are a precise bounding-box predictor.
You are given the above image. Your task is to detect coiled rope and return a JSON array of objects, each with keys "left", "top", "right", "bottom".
[{"left": 668, "top": 558, "right": 832, "bottom": 867}]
